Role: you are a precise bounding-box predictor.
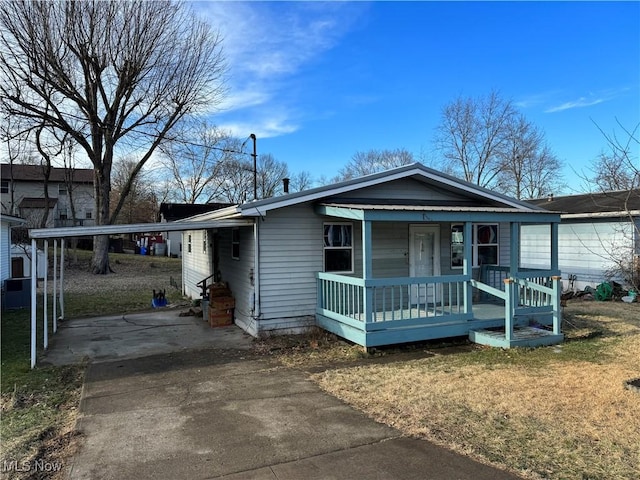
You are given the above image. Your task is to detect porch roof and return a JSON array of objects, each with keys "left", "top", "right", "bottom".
[
  {"left": 315, "top": 203, "right": 562, "bottom": 223},
  {"left": 29, "top": 218, "right": 254, "bottom": 239}
]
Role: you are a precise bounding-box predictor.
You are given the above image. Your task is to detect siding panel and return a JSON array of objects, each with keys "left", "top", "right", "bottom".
[{"left": 521, "top": 221, "right": 635, "bottom": 288}]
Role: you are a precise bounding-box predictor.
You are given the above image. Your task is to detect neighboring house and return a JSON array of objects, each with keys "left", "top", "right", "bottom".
[
  {"left": 0, "top": 163, "right": 95, "bottom": 228},
  {"left": 1, "top": 214, "right": 26, "bottom": 282},
  {"left": 522, "top": 190, "right": 640, "bottom": 291},
  {"left": 181, "top": 163, "right": 563, "bottom": 349},
  {"left": 158, "top": 202, "right": 232, "bottom": 257}
]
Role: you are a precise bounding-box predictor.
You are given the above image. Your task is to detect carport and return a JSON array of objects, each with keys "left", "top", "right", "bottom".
[{"left": 28, "top": 217, "right": 253, "bottom": 368}]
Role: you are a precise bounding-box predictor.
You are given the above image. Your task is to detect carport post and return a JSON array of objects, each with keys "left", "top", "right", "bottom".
[
  {"left": 43, "top": 239, "right": 48, "bottom": 349},
  {"left": 30, "top": 239, "right": 37, "bottom": 369},
  {"left": 53, "top": 240, "right": 57, "bottom": 333},
  {"left": 59, "top": 238, "right": 65, "bottom": 320}
]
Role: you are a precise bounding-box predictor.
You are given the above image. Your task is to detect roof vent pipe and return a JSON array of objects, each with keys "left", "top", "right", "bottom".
[{"left": 282, "top": 178, "right": 290, "bottom": 194}]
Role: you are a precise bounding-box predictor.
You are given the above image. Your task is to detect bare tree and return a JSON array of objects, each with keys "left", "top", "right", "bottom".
[
  {"left": 256, "top": 154, "right": 289, "bottom": 199},
  {"left": 0, "top": 1, "right": 226, "bottom": 273},
  {"left": 435, "top": 90, "right": 517, "bottom": 188},
  {"left": 334, "top": 148, "right": 414, "bottom": 182},
  {"left": 583, "top": 121, "right": 640, "bottom": 289},
  {"left": 496, "top": 114, "right": 564, "bottom": 199},
  {"left": 288, "top": 170, "right": 314, "bottom": 192},
  {"left": 110, "top": 157, "right": 157, "bottom": 224},
  {"left": 588, "top": 121, "right": 640, "bottom": 192},
  {"left": 217, "top": 158, "right": 253, "bottom": 204},
  {"left": 160, "top": 121, "right": 234, "bottom": 204},
  {"left": 0, "top": 114, "right": 29, "bottom": 215}
]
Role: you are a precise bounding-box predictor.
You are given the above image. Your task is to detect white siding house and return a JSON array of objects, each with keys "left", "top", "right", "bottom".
[
  {"left": 1, "top": 164, "right": 95, "bottom": 228},
  {"left": 181, "top": 163, "right": 563, "bottom": 349},
  {"left": 522, "top": 190, "right": 640, "bottom": 291}
]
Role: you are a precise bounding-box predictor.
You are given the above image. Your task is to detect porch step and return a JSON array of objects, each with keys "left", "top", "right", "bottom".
[{"left": 469, "top": 326, "right": 564, "bottom": 349}]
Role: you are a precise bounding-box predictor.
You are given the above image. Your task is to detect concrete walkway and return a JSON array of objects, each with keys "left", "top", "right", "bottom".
[{"left": 46, "top": 311, "right": 522, "bottom": 479}]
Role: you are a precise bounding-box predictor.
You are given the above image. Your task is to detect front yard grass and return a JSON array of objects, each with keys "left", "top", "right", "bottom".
[{"left": 305, "top": 301, "right": 640, "bottom": 480}]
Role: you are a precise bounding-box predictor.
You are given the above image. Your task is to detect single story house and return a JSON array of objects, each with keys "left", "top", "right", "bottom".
[
  {"left": 522, "top": 190, "right": 640, "bottom": 291},
  {"left": 181, "top": 163, "right": 564, "bottom": 349}
]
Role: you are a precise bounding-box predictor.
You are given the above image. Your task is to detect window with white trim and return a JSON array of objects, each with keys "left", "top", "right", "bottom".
[
  {"left": 323, "top": 223, "right": 353, "bottom": 273},
  {"left": 451, "top": 223, "right": 499, "bottom": 268},
  {"left": 187, "top": 234, "right": 192, "bottom": 253},
  {"left": 231, "top": 228, "right": 240, "bottom": 260},
  {"left": 203, "top": 231, "right": 208, "bottom": 253}
]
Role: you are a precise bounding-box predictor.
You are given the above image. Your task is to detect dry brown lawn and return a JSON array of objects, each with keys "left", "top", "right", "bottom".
[{"left": 299, "top": 301, "right": 640, "bottom": 480}]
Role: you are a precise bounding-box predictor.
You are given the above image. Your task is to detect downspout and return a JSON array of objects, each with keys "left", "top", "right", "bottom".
[{"left": 252, "top": 220, "right": 260, "bottom": 318}]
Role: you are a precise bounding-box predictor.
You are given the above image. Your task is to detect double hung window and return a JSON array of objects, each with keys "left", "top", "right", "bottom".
[{"left": 323, "top": 223, "right": 353, "bottom": 273}]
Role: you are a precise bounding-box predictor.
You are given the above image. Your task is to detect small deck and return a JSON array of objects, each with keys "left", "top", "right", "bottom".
[
  {"left": 469, "top": 326, "right": 564, "bottom": 348},
  {"left": 316, "top": 271, "right": 563, "bottom": 349}
]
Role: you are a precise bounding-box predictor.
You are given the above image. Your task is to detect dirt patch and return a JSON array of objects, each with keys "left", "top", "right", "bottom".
[{"left": 52, "top": 254, "right": 180, "bottom": 295}]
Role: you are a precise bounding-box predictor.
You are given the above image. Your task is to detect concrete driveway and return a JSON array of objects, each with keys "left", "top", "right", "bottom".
[
  {"left": 45, "top": 311, "right": 522, "bottom": 479},
  {"left": 41, "top": 309, "right": 253, "bottom": 366}
]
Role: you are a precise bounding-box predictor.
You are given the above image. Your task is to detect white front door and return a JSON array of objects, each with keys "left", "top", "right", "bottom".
[{"left": 409, "top": 225, "right": 440, "bottom": 305}]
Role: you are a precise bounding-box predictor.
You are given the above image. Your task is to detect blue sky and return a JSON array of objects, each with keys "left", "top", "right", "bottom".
[{"left": 195, "top": 1, "right": 640, "bottom": 194}]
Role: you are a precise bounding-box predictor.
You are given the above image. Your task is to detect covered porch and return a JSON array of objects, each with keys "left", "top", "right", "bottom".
[{"left": 314, "top": 203, "right": 564, "bottom": 348}]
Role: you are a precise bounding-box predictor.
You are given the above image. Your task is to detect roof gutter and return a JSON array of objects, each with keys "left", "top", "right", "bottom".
[{"left": 561, "top": 210, "right": 640, "bottom": 220}]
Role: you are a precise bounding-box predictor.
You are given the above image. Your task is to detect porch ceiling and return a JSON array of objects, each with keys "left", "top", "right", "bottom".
[{"left": 315, "top": 203, "right": 561, "bottom": 223}]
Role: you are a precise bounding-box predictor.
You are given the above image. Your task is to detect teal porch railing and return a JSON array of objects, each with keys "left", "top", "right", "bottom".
[{"left": 316, "top": 268, "right": 562, "bottom": 347}]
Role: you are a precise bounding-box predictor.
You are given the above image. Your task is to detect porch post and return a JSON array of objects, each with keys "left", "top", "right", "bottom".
[
  {"left": 43, "top": 239, "right": 48, "bottom": 350},
  {"left": 30, "top": 239, "right": 37, "bottom": 369},
  {"left": 463, "top": 221, "right": 473, "bottom": 315},
  {"left": 509, "top": 222, "right": 520, "bottom": 277},
  {"left": 53, "top": 240, "right": 57, "bottom": 333},
  {"left": 362, "top": 220, "right": 373, "bottom": 323},
  {"left": 551, "top": 276, "right": 562, "bottom": 334},
  {"left": 550, "top": 222, "right": 559, "bottom": 272},
  {"left": 504, "top": 278, "right": 514, "bottom": 342},
  {"left": 59, "top": 238, "right": 65, "bottom": 320}
]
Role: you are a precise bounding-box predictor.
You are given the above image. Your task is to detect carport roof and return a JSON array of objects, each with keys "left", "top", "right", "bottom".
[{"left": 29, "top": 218, "right": 254, "bottom": 239}]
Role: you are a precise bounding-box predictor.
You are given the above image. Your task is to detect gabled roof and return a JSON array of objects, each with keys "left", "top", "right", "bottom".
[
  {"left": 181, "top": 163, "right": 550, "bottom": 224},
  {"left": 529, "top": 190, "right": 640, "bottom": 216},
  {"left": 237, "top": 163, "right": 546, "bottom": 216},
  {"left": 1, "top": 163, "right": 94, "bottom": 183}
]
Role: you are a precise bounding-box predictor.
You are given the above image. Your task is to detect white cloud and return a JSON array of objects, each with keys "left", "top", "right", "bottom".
[
  {"left": 543, "top": 87, "right": 630, "bottom": 113},
  {"left": 192, "top": 1, "right": 367, "bottom": 138},
  {"left": 217, "top": 115, "right": 299, "bottom": 140},
  {"left": 545, "top": 96, "right": 605, "bottom": 113}
]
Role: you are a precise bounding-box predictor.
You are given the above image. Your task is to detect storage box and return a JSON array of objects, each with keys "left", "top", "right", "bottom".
[
  {"left": 209, "top": 309, "right": 233, "bottom": 327},
  {"left": 209, "top": 282, "right": 231, "bottom": 299},
  {"left": 211, "top": 296, "right": 235, "bottom": 310}
]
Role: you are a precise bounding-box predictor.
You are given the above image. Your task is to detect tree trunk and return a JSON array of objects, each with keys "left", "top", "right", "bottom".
[
  {"left": 91, "top": 234, "right": 111, "bottom": 273},
  {"left": 90, "top": 161, "right": 113, "bottom": 274}
]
